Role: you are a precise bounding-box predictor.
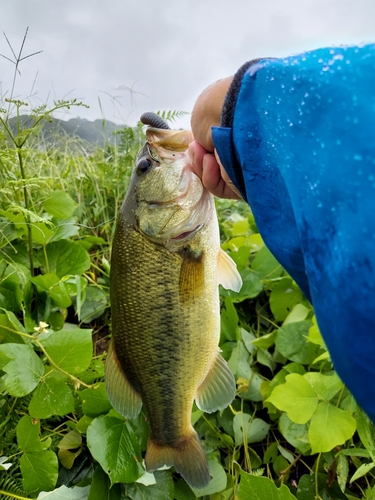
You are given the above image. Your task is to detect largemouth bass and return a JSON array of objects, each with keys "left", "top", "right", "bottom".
[{"left": 106, "top": 113, "right": 242, "bottom": 488}]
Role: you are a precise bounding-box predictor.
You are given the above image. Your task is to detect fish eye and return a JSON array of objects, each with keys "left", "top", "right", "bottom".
[{"left": 137, "top": 157, "right": 152, "bottom": 174}]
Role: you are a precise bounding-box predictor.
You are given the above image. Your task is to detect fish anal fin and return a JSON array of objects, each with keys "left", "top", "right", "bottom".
[
  {"left": 195, "top": 352, "right": 236, "bottom": 413},
  {"left": 105, "top": 341, "right": 142, "bottom": 419},
  {"left": 145, "top": 430, "right": 210, "bottom": 489},
  {"left": 217, "top": 248, "right": 242, "bottom": 292}
]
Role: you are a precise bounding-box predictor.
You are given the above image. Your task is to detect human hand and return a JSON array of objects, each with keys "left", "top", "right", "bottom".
[
  {"left": 189, "top": 141, "right": 242, "bottom": 200},
  {"left": 190, "top": 76, "right": 233, "bottom": 151},
  {"left": 190, "top": 76, "right": 241, "bottom": 199}
]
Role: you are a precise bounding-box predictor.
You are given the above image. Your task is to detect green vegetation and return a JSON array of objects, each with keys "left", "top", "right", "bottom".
[{"left": 1, "top": 98, "right": 375, "bottom": 500}]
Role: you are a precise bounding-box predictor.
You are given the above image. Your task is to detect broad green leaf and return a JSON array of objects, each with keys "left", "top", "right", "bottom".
[
  {"left": 266, "top": 373, "right": 318, "bottom": 424},
  {"left": 309, "top": 402, "right": 356, "bottom": 453},
  {"left": 350, "top": 462, "right": 375, "bottom": 483},
  {"left": 17, "top": 415, "right": 45, "bottom": 452},
  {"left": 38, "top": 485, "right": 90, "bottom": 499},
  {"left": 228, "top": 341, "right": 252, "bottom": 380},
  {"left": 0, "top": 343, "right": 44, "bottom": 396},
  {"left": 307, "top": 316, "right": 327, "bottom": 347},
  {"left": 41, "top": 240, "right": 91, "bottom": 278},
  {"left": 303, "top": 372, "right": 343, "bottom": 401},
  {"left": 273, "top": 455, "right": 289, "bottom": 477},
  {"left": 278, "top": 413, "right": 310, "bottom": 455},
  {"left": 29, "top": 374, "right": 74, "bottom": 418},
  {"left": 40, "top": 327, "right": 92, "bottom": 374},
  {"left": 58, "top": 430, "right": 82, "bottom": 451},
  {"left": 251, "top": 245, "right": 283, "bottom": 280},
  {"left": 88, "top": 467, "right": 122, "bottom": 500},
  {"left": 43, "top": 190, "right": 78, "bottom": 218},
  {"left": 264, "top": 442, "right": 278, "bottom": 464},
  {"left": 0, "top": 310, "right": 26, "bottom": 343},
  {"left": 257, "top": 348, "right": 277, "bottom": 372},
  {"left": 79, "top": 286, "right": 108, "bottom": 322},
  {"left": 269, "top": 278, "right": 303, "bottom": 322},
  {"left": 30, "top": 273, "right": 72, "bottom": 308},
  {"left": 80, "top": 382, "right": 112, "bottom": 417},
  {"left": 30, "top": 273, "right": 60, "bottom": 291},
  {"left": 0, "top": 278, "right": 22, "bottom": 311},
  {"left": 174, "top": 478, "right": 196, "bottom": 500},
  {"left": 238, "top": 471, "right": 297, "bottom": 499},
  {"left": 233, "top": 413, "right": 270, "bottom": 445},
  {"left": 21, "top": 450, "right": 58, "bottom": 495},
  {"left": 283, "top": 304, "right": 310, "bottom": 325},
  {"left": 355, "top": 409, "right": 375, "bottom": 462},
  {"left": 336, "top": 454, "right": 349, "bottom": 492},
  {"left": 87, "top": 415, "right": 141, "bottom": 485},
  {"left": 190, "top": 460, "right": 227, "bottom": 497},
  {"left": 126, "top": 470, "right": 174, "bottom": 500},
  {"left": 275, "top": 321, "right": 317, "bottom": 364},
  {"left": 252, "top": 331, "right": 276, "bottom": 350},
  {"left": 76, "top": 415, "right": 93, "bottom": 434},
  {"left": 50, "top": 218, "right": 80, "bottom": 242},
  {"left": 232, "top": 217, "right": 250, "bottom": 236},
  {"left": 32, "top": 221, "right": 55, "bottom": 245},
  {"left": 296, "top": 475, "right": 315, "bottom": 500},
  {"left": 312, "top": 351, "right": 330, "bottom": 364},
  {"left": 228, "top": 244, "right": 251, "bottom": 269},
  {"left": 277, "top": 445, "right": 294, "bottom": 464},
  {"left": 58, "top": 430, "right": 83, "bottom": 469},
  {"left": 220, "top": 297, "right": 239, "bottom": 341},
  {"left": 241, "top": 328, "right": 256, "bottom": 354},
  {"left": 337, "top": 448, "right": 370, "bottom": 458},
  {"left": 221, "top": 268, "right": 263, "bottom": 302}
]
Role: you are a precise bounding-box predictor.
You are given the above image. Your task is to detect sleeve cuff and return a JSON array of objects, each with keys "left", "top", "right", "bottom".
[{"left": 221, "top": 58, "right": 268, "bottom": 127}]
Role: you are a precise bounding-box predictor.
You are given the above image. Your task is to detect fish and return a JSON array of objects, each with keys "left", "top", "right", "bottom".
[{"left": 105, "top": 113, "right": 242, "bottom": 488}]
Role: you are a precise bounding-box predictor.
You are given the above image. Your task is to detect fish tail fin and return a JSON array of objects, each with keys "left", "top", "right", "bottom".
[{"left": 145, "top": 430, "right": 210, "bottom": 488}]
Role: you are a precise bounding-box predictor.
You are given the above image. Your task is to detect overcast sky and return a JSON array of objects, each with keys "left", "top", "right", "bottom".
[{"left": 1, "top": 0, "right": 374, "bottom": 129}]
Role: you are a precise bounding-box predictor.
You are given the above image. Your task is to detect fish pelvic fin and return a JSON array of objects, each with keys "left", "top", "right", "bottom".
[
  {"left": 145, "top": 430, "right": 210, "bottom": 489},
  {"left": 105, "top": 341, "right": 142, "bottom": 418},
  {"left": 195, "top": 352, "right": 236, "bottom": 413},
  {"left": 217, "top": 248, "right": 242, "bottom": 292}
]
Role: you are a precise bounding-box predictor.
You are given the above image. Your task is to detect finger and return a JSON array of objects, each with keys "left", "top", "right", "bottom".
[
  {"left": 188, "top": 141, "right": 208, "bottom": 178},
  {"left": 202, "top": 153, "right": 241, "bottom": 200}
]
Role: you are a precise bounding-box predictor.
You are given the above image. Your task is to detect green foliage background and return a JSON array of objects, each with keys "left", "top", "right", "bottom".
[{"left": 1, "top": 99, "right": 375, "bottom": 500}]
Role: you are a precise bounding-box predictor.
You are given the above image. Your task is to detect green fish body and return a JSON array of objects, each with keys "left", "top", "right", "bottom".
[{"left": 106, "top": 126, "right": 242, "bottom": 488}]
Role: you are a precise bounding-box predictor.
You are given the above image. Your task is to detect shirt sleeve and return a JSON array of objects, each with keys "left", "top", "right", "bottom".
[{"left": 212, "top": 44, "right": 375, "bottom": 420}]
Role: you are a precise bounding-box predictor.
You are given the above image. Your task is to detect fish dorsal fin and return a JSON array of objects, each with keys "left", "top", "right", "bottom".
[
  {"left": 217, "top": 248, "right": 242, "bottom": 292},
  {"left": 195, "top": 352, "right": 236, "bottom": 413},
  {"left": 105, "top": 342, "right": 142, "bottom": 418}
]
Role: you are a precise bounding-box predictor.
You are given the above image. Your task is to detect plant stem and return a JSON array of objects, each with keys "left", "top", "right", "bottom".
[
  {"left": 315, "top": 452, "right": 323, "bottom": 500},
  {"left": 17, "top": 148, "right": 34, "bottom": 276},
  {"left": 0, "top": 491, "right": 36, "bottom": 500}
]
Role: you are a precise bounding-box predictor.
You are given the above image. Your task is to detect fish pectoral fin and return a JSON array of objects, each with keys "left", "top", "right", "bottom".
[
  {"left": 195, "top": 352, "right": 236, "bottom": 413},
  {"left": 105, "top": 341, "right": 142, "bottom": 419},
  {"left": 217, "top": 248, "right": 242, "bottom": 292}
]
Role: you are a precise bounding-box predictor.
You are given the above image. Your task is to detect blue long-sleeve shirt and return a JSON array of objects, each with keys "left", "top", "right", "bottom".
[{"left": 212, "top": 44, "right": 375, "bottom": 420}]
